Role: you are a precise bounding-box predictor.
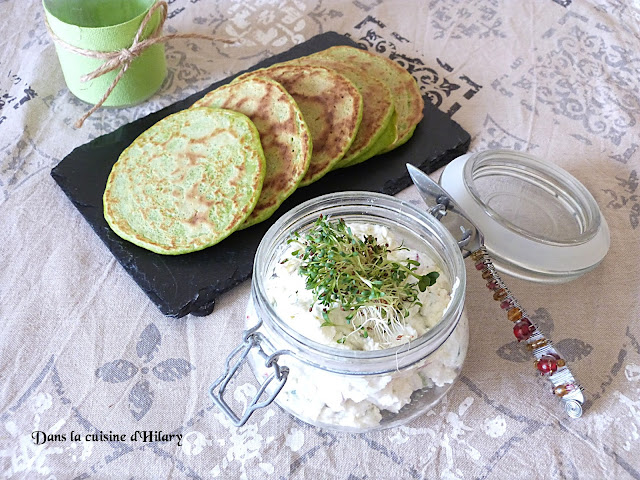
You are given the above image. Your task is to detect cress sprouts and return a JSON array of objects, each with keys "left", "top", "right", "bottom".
[{"left": 287, "top": 215, "right": 439, "bottom": 344}]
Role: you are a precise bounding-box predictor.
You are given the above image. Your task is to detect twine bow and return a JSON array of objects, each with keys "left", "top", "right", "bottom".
[{"left": 45, "top": 1, "right": 235, "bottom": 128}]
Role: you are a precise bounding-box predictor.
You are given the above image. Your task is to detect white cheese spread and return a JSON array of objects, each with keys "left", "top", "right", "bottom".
[{"left": 249, "top": 222, "right": 468, "bottom": 429}]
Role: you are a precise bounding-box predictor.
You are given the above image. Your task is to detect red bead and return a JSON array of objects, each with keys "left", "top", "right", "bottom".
[
  {"left": 513, "top": 319, "right": 535, "bottom": 342},
  {"left": 487, "top": 281, "right": 498, "bottom": 290},
  {"left": 500, "top": 300, "right": 512, "bottom": 310},
  {"left": 475, "top": 261, "right": 485, "bottom": 270},
  {"left": 535, "top": 354, "right": 562, "bottom": 375}
]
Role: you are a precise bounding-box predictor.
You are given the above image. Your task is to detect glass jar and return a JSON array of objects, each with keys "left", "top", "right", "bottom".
[
  {"left": 439, "top": 150, "right": 610, "bottom": 283},
  {"left": 212, "top": 192, "right": 468, "bottom": 433}
]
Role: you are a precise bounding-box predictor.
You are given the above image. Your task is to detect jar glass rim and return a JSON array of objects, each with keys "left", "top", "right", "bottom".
[
  {"left": 462, "top": 149, "right": 602, "bottom": 246},
  {"left": 251, "top": 191, "right": 466, "bottom": 374},
  {"left": 439, "top": 150, "right": 610, "bottom": 282}
]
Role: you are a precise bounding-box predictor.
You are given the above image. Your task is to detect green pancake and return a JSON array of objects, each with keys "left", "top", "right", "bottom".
[
  {"left": 192, "top": 77, "right": 311, "bottom": 227},
  {"left": 286, "top": 54, "right": 396, "bottom": 168},
  {"left": 340, "top": 110, "right": 397, "bottom": 168},
  {"left": 311, "top": 46, "right": 424, "bottom": 152},
  {"left": 235, "top": 65, "right": 363, "bottom": 185},
  {"left": 103, "top": 107, "right": 266, "bottom": 255}
]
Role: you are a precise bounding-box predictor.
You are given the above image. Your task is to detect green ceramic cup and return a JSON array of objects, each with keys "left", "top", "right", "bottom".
[{"left": 43, "top": 0, "right": 167, "bottom": 106}]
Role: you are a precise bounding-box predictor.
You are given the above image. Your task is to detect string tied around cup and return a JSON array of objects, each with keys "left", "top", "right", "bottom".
[{"left": 44, "top": 0, "right": 236, "bottom": 128}]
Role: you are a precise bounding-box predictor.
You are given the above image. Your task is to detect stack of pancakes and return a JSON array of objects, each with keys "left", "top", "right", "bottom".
[{"left": 103, "top": 46, "right": 424, "bottom": 255}]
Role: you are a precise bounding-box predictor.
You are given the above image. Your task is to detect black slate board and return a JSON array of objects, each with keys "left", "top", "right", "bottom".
[{"left": 51, "top": 32, "right": 470, "bottom": 318}]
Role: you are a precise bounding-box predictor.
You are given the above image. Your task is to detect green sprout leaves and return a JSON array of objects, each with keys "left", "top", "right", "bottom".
[
  {"left": 288, "top": 216, "right": 440, "bottom": 341},
  {"left": 418, "top": 271, "right": 440, "bottom": 292}
]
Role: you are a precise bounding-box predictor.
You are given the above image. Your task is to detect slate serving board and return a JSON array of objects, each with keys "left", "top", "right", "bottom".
[{"left": 51, "top": 31, "right": 470, "bottom": 318}]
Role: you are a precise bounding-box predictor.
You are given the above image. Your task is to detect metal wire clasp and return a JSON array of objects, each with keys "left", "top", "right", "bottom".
[{"left": 210, "top": 321, "right": 290, "bottom": 427}]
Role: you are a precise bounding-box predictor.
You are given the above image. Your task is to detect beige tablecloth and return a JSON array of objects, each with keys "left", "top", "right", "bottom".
[{"left": 2, "top": 0, "right": 640, "bottom": 478}]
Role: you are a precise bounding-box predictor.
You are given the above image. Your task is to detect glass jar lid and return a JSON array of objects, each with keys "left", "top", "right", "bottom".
[{"left": 439, "top": 150, "right": 610, "bottom": 283}]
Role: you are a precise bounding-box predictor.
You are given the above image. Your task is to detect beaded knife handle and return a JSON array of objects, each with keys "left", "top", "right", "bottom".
[{"left": 407, "top": 164, "right": 585, "bottom": 418}]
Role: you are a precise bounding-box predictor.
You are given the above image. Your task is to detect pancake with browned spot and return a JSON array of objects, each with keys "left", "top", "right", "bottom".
[
  {"left": 235, "top": 65, "right": 362, "bottom": 185},
  {"left": 309, "top": 46, "right": 424, "bottom": 152},
  {"left": 103, "top": 108, "right": 265, "bottom": 255},
  {"left": 192, "top": 77, "right": 311, "bottom": 226},
  {"left": 285, "top": 55, "right": 395, "bottom": 168}
]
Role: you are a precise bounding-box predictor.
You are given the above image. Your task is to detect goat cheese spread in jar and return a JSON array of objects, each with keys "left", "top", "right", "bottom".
[{"left": 248, "top": 219, "right": 468, "bottom": 430}]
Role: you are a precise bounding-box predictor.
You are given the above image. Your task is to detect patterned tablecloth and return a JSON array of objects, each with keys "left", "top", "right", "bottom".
[{"left": 2, "top": 0, "right": 640, "bottom": 478}]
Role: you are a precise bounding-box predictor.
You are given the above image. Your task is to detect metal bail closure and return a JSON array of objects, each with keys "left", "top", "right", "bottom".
[
  {"left": 406, "top": 164, "right": 484, "bottom": 257},
  {"left": 210, "top": 321, "right": 290, "bottom": 427}
]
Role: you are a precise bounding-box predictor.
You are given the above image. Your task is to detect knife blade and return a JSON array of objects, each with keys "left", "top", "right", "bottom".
[{"left": 406, "top": 164, "right": 483, "bottom": 257}]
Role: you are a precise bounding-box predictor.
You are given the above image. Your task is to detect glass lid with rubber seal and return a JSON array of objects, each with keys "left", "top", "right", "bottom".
[{"left": 439, "top": 149, "right": 610, "bottom": 283}]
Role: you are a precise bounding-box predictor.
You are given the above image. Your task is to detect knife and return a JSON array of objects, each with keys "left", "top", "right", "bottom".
[{"left": 407, "top": 164, "right": 585, "bottom": 418}]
